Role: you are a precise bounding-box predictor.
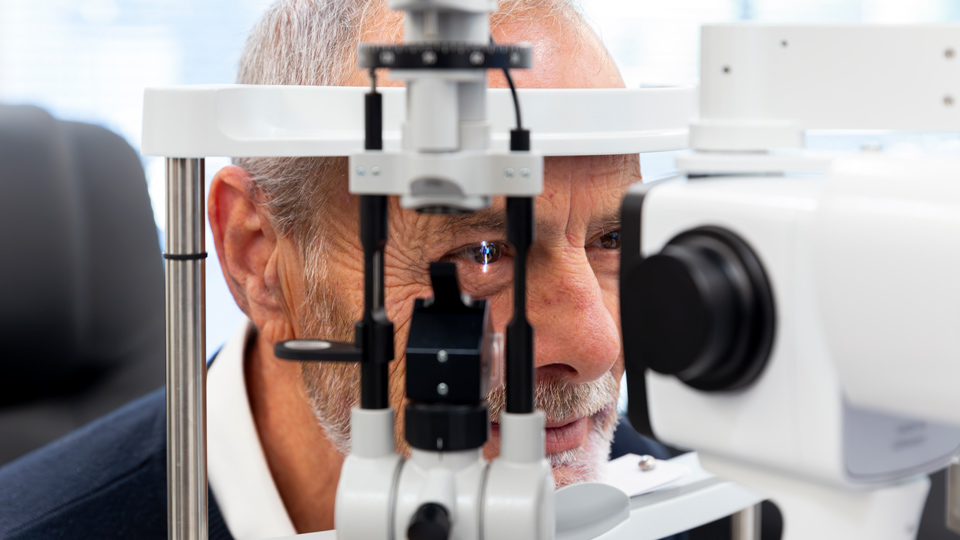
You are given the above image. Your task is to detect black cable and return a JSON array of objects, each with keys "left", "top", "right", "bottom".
[
  {"left": 502, "top": 67, "right": 523, "bottom": 131},
  {"left": 490, "top": 37, "right": 523, "bottom": 131}
]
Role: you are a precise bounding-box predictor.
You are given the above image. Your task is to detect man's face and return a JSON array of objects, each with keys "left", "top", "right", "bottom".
[
  {"left": 300, "top": 155, "right": 638, "bottom": 487},
  {"left": 294, "top": 11, "right": 639, "bottom": 488}
]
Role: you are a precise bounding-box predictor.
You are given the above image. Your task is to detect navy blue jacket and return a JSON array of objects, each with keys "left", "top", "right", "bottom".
[{"left": 0, "top": 388, "right": 671, "bottom": 539}]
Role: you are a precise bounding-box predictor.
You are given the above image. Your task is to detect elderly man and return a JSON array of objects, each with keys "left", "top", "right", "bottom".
[{"left": 0, "top": 0, "right": 668, "bottom": 538}]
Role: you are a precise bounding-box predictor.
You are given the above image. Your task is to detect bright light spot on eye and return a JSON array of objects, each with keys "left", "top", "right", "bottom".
[
  {"left": 474, "top": 241, "right": 501, "bottom": 271},
  {"left": 480, "top": 241, "right": 493, "bottom": 272}
]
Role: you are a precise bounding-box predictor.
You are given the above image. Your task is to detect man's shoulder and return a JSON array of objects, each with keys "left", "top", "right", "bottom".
[
  {"left": 0, "top": 388, "right": 168, "bottom": 539},
  {"left": 610, "top": 415, "right": 675, "bottom": 461}
]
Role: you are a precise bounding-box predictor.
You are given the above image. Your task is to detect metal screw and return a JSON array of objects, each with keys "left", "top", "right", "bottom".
[
  {"left": 437, "top": 350, "right": 449, "bottom": 363},
  {"left": 380, "top": 50, "right": 396, "bottom": 64},
  {"left": 722, "top": 65, "right": 731, "bottom": 74},
  {"left": 437, "top": 383, "right": 449, "bottom": 396},
  {"left": 781, "top": 40, "right": 789, "bottom": 48},
  {"left": 946, "top": 95, "right": 955, "bottom": 107},
  {"left": 947, "top": 48, "right": 955, "bottom": 59},
  {"left": 422, "top": 51, "right": 437, "bottom": 65},
  {"left": 510, "top": 51, "right": 522, "bottom": 65},
  {"left": 470, "top": 51, "right": 485, "bottom": 65},
  {"left": 504, "top": 168, "right": 516, "bottom": 178},
  {"left": 371, "top": 166, "right": 381, "bottom": 176},
  {"left": 520, "top": 168, "right": 531, "bottom": 178},
  {"left": 638, "top": 455, "right": 657, "bottom": 472},
  {"left": 356, "top": 167, "right": 366, "bottom": 176}
]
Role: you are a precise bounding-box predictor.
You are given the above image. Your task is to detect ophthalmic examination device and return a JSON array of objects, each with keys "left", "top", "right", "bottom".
[{"left": 142, "top": 2, "right": 960, "bottom": 539}]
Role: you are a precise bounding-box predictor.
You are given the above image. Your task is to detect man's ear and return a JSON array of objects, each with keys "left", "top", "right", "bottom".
[{"left": 209, "top": 165, "right": 296, "bottom": 342}]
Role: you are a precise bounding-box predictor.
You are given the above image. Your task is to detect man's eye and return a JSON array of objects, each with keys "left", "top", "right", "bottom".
[
  {"left": 469, "top": 241, "right": 504, "bottom": 264},
  {"left": 446, "top": 240, "right": 508, "bottom": 267},
  {"left": 597, "top": 230, "right": 621, "bottom": 250}
]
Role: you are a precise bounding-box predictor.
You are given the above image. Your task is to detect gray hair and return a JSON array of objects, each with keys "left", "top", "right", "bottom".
[{"left": 234, "top": 0, "right": 579, "bottom": 251}]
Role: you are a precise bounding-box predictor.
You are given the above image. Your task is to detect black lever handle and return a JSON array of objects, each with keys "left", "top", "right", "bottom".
[
  {"left": 274, "top": 339, "right": 362, "bottom": 362},
  {"left": 407, "top": 503, "right": 451, "bottom": 540}
]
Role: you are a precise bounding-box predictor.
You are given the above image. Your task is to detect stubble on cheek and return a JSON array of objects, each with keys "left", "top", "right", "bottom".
[{"left": 297, "top": 242, "right": 363, "bottom": 456}]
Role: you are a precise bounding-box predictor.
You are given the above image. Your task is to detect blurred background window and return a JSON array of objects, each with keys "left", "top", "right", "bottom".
[{"left": 3, "top": 0, "right": 960, "bottom": 358}]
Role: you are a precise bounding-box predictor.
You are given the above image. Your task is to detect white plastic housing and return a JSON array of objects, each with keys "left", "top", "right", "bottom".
[
  {"left": 637, "top": 160, "right": 960, "bottom": 487},
  {"left": 814, "top": 155, "right": 960, "bottom": 426},
  {"left": 483, "top": 412, "right": 554, "bottom": 540},
  {"left": 393, "top": 449, "right": 487, "bottom": 540},
  {"left": 692, "top": 24, "right": 960, "bottom": 151},
  {"left": 335, "top": 408, "right": 403, "bottom": 540},
  {"left": 141, "top": 86, "right": 695, "bottom": 158}
]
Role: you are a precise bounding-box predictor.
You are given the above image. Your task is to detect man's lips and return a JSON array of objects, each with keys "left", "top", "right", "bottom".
[{"left": 490, "top": 416, "right": 591, "bottom": 455}]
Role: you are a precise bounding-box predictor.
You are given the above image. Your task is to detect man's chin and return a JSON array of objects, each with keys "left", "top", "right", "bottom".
[{"left": 547, "top": 423, "right": 613, "bottom": 488}]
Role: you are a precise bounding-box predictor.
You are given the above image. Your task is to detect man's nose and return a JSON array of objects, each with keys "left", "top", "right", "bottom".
[{"left": 526, "top": 246, "right": 621, "bottom": 385}]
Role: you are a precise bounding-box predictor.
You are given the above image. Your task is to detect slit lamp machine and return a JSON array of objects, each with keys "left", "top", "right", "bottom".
[{"left": 142, "top": 2, "right": 960, "bottom": 539}]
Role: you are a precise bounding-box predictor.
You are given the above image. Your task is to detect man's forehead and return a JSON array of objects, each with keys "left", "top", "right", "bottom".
[{"left": 353, "top": 1, "right": 623, "bottom": 91}]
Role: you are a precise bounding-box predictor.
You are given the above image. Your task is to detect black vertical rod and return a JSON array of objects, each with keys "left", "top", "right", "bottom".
[
  {"left": 359, "top": 82, "right": 391, "bottom": 409},
  {"left": 506, "top": 195, "right": 534, "bottom": 414},
  {"left": 506, "top": 129, "right": 535, "bottom": 414}
]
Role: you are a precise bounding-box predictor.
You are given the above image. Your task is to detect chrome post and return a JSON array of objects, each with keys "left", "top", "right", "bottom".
[
  {"left": 948, "top": 458, "right": 960, "bottom": 533},
  {"left": 165, "top": 157, "right": 207, "bottom": 540},
  {"left": 731, "top": 503, "right": 762, "bottom": 540}
]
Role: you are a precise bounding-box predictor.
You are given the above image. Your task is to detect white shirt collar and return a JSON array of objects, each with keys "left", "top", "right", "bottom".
[{"left": 208, "top": 320, "right": 298, "bottom": 540}]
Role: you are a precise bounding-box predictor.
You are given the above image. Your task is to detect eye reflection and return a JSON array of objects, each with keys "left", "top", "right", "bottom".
[
  {"left": 473, "top": 241, "right": 502, "bottom": 271},
  {"left": 599, "top": 231, "right": 621, "bottom": 250}
]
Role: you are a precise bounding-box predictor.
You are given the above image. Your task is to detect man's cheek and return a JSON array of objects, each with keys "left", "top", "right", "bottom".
[{"left": 384, "top": 281, "right": 430, "bottom": 329}]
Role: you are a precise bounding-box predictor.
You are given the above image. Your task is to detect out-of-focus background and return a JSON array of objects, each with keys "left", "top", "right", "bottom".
[{"left": 4, "top": 0, "right": 960, "bottom": 358}]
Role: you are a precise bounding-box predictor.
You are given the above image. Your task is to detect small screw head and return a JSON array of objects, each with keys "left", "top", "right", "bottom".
[
  {"left": 638, "top": 455, "right": 657, "bottom": 472},
  {"left": 437, "top": 350, "right": 448, "bottom": 363},
  {"left": 422, "top": 51, "right": 437, "bottom": 65},
  {"left": 722, "top": 65, "right": 731, "bottom": 74},
  {"left": 470, "top": 51, "right": 485, "bottom": 66},
  {"left": 781, "top": 40, "right": 789, "bottom": 48},
  {"left": 356, "top": 167, "right": 366, "bottom": 176},
  {"left": 510, "top": 51, "right": 522, "bottom": 65},
  {"left": 947, "top": 48, "right": 955, "bottom": 59},
  {"left": 520, "top": 168, "right": 531, "bottom": 178},
  {"left": 437, "top": 383, "right": 449, "bottom": 396},
  {"left": 946, "top": 95, "right": 955, "bottom": 107},
  {"left": 371, "top": 166, "right": 381, "bottom": 176},
  {"left": 380, "top": 50, "right": 396, "bottom": 64},
  {"left": 504, "top": 168, "right": 516, "bottom": 178}
]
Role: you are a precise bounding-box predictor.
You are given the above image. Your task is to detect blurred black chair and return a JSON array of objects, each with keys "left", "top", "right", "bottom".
[{"left": 0, "top": 105, "right": 164, "bottom": 465}]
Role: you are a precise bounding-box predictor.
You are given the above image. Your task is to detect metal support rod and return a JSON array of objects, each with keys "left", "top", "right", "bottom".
[
  {"left": 731, "top": 503, "right": 762, "bottom": 540},
  {"left": 165, "top": 157, "right": 208, "bottom": 540},
  {"left": 505, "top": 196, "right": 534, "bottom": 414},
  {"left": 948, "top": 459, "right": 960, "bottom": 533},
  {"left": 357, "top": 80, "right": 393, "bottom": 410},
  {"left": 359, "top": 194, "right": 391, "bottom": 409}
]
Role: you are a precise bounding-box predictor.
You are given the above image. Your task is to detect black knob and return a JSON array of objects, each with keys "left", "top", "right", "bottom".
[
  {"left": 626, "top": 227, "right": 775, "bottom": 391},
  {"left": 407, "top": 503, "right": 451, "bottom": 540}
]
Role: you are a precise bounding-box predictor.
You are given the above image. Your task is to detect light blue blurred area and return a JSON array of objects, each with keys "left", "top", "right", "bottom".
[{"left": 4, "top": 0, "right": 960, "bottom": 361}]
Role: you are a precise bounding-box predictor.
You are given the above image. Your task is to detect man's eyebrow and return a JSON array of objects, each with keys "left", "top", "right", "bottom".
[
  {"left": 437, "top": 206, "right": 623, "bottom": 239},
  {"left": 591, "top": 210, "right": 622, "bottom": 234},
  {"left": 438, "top": 207, "right": 508, "bottom": 237}
]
